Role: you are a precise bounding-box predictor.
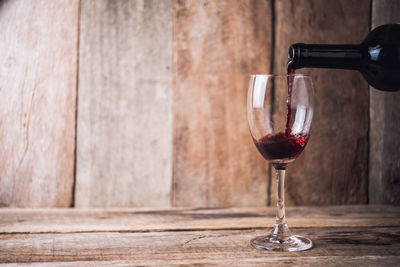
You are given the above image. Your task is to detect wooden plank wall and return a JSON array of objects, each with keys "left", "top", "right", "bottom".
[
  {"left": 0, "top": 0, "right": 79, "bottom": 207},
  {"left": 172, "top": 0, "right": 271, "bottom": 207},
  {"left": 369, "top": 0, "right": 400, "bottom": 205},
  {"left": 75, "top": 0, "right": 173, "bottom": 207},
  {"left": 0, "top": 0, "right": 398, "bottom": 207}
]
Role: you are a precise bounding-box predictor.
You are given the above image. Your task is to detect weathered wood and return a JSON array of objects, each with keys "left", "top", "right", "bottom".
[
  {"left": 4, "top": 257, "right": 400, "bottom": 267},
  {"left": 369, "top": 0, "right": 400, "bottom": 204},
  {"left": 0, "top": 0, "right": 78, "bottom": 207},
  {"left": 1, "top": 206, "right": 399, "bottom": 234},
  {"left": 273, "top": 0, "right": 370, "bottom": 205},
  {"left": 76, "top": 0, "right": 173, "bottom": 207},
  {"left": 1, "top": 206, "right": 399, "bottom": 265},
  {"left": 1, "top": 227, "right": 400, "bottom": 264},
  {"left": 172, "top": 0, "right": 272, "bottom": 207}
]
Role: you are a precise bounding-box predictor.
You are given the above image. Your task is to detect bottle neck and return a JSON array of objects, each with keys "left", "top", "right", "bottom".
[{"left": 288, "top": 43, "right": 364, "bottom": 70}]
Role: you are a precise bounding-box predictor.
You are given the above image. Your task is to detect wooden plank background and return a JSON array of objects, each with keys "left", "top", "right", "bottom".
[
  {"left": 172, "top": 0, "right": 272, "bottom": 207},
  {"left": 75, "top": 0, "right": 173, "bottom": 207},
  {"left": 369, "top": 0, "right": 400, "bottom": 205},
  {"left": 0, "top": 0, "right": 79, "bottom": 207},
  {"left": 0, "top": 0, "right": 398, "bottom": 207}
]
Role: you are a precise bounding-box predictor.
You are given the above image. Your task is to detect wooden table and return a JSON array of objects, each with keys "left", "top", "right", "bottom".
[{"left": 1, "top": 205, "right": 400, "bottom": 266}]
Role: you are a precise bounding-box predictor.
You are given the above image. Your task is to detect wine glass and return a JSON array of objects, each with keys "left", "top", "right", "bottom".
[{"left": 247, "top": 74, "right": 314, "bottom": 251}]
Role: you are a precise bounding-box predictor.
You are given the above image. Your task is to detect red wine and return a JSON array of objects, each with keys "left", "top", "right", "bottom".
[
  {"left": 287, "top": 24, "right": 400, "bottom": 92},
  {"left": 286, "top": 66, "right": 296, "bottom": 136},
  {"left": 254, "top": 132, "right": 308, "bottom": 160}
]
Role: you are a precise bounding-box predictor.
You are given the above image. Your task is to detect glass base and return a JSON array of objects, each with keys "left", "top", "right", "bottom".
[{"left": 250, "top": 234, "right": 313, "bottom": 252}]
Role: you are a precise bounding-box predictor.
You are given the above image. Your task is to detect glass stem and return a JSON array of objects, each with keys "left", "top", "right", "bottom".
[{"left": 272, "top": 166, "right": 291, "bottom": 240}]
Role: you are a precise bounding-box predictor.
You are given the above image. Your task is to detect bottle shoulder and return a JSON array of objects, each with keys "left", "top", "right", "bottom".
[{"left": 363, "top": 24, "right": 400, "bottom": 45}]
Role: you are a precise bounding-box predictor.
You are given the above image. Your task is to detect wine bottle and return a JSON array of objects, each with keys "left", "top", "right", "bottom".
[{"left": 287, "top": 24, "right": 400, "bottom": 92}]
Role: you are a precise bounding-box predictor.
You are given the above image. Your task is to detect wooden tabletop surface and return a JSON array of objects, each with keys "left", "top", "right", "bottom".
[{"left": 1, "top": 205, "right": 400, "bottom": 266}]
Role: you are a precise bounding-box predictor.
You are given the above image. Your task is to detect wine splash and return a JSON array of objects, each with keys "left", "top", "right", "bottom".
[{"left": 254, "top": 132, "right": 308, "bottom": 160}]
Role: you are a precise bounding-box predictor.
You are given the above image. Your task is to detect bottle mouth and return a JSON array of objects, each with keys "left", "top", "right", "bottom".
[
  {"left": 287, "top": 43, "right": 304, "bottom": 69},
  {"left": 288, "top": 46, "right": 295, "bottom": 61}
]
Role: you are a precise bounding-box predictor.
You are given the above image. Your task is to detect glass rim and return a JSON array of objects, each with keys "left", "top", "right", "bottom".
[{"left": 250, "top": 74, "right": 311, "bottom": 78}]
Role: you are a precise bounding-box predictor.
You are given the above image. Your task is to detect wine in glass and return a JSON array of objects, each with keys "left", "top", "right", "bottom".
[{"left": 247, "top": 74, "right": 314, "bottom": 251}]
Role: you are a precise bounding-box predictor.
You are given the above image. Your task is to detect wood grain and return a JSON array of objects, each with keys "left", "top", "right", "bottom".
[
  {"left": 3, "top": 257, "right": 400, "bottom": 267},
  {"left": 273, "top": 0, "right": 370, "bottom": 205},
  {"left": 369, "top": 0, "right": 400, "bottom": 204},
  {"left": 1, "top": 206, "right": 399, "bottom": 265},
  {"left": 76, "top": 0, "right": 173, "bottom": 207},
  {"left": 0, "top": 0, "right": 78, "bottom": 207},
  {"left": 172, "top": 0, "right": 272, "bottom": 207},
  {"left": 1, "top": 206, "right": 399, "bottom": 233},
  {"left": 1, "top": 227, "right": 400, "bottom": 264}
]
